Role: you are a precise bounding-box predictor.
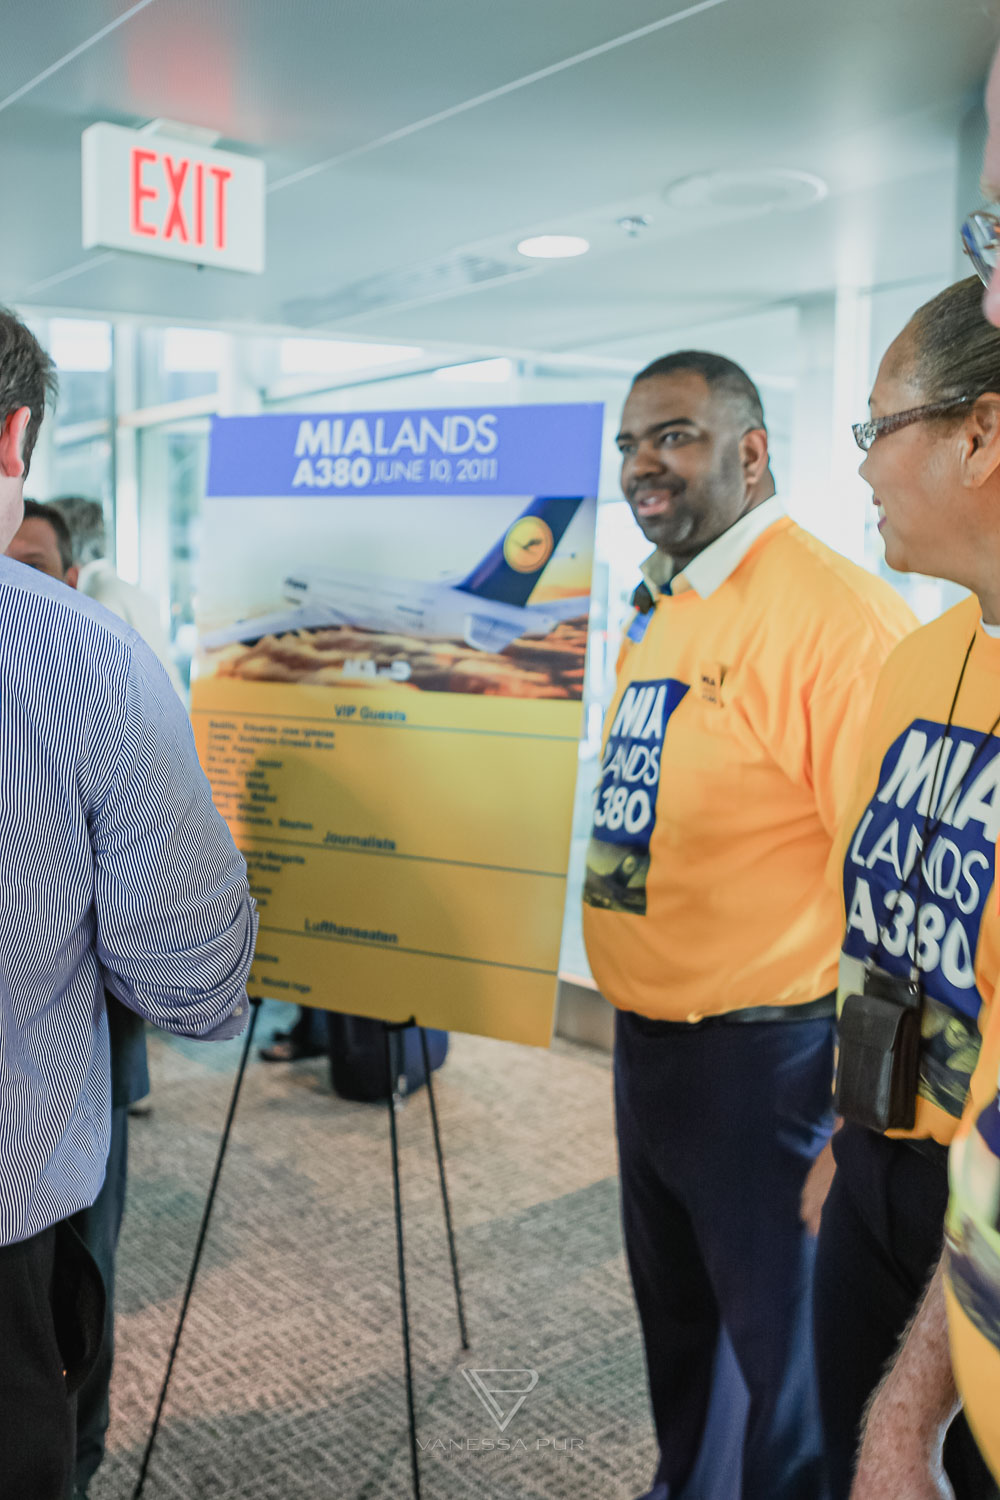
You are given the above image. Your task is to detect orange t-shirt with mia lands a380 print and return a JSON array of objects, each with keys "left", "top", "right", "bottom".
[{"left": 582, "top": 512, "right": 916, "bottom": 1025}]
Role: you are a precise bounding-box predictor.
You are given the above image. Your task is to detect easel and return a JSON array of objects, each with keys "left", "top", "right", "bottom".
[{"left": 132, "top": 1001, "right": 470, "bottom": 1500}]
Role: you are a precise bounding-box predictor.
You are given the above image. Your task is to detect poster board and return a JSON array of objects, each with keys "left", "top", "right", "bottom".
[{"left": 191, "top": 404, "right": 603, "bottom": 1046}]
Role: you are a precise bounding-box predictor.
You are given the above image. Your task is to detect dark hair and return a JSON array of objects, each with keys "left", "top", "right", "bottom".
[
  {"left": 0, "top": 309, "right": 57, "bottom": 474},
  {"left": 48, "top": 495, "right": 106, "bottom": 565},
  {"left": 907, "top": 277, "right": 1000, "bottom": 406},
  {"left": 633, "top": 349, "right": 766, "bottom": 434},
  {"left": 21, "top": 499, "right": 74, "bottom": 576}
]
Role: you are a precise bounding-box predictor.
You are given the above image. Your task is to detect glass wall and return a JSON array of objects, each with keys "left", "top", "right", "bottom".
[
  {"left": 24, "top": 316, "right": 115, "bottom": 530},
  {"left": 136, "top": 424, "right": 209, "bottom": 688}
]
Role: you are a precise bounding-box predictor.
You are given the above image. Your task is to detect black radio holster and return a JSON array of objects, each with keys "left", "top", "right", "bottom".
[{"left": 833, "top": 964, "right": 922, "bottom": 1132}]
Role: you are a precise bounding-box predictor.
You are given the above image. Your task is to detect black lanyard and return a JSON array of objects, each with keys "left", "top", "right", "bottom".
[{"left": 900, "top": 632, "right": 1000, "bottom": 984}]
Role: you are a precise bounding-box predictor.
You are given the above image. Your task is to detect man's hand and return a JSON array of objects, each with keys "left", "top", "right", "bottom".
[
  {"left": 849, "top": 1262, "right": 959, "bottom": 1500},
  {"left": 801, "top": 1137, "right": 837, "bottom": 1233}
]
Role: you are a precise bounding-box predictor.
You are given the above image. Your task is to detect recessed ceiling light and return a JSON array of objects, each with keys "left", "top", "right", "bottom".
[
  {"left": 663, "top": 169, "right": 827, "bottom": 214},
  {"left": 516, "top": 235, "right": 590, "bottom": 260}
]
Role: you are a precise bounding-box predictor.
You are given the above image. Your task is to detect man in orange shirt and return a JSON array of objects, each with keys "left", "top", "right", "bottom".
[{"left": 583, "top": 351, "right": 915, "bottom": 1500}]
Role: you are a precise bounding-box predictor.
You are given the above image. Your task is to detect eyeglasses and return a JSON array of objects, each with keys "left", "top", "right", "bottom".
[
  {"left": 961, "top": 210, "right": 1000, "bottom": 287},
  {"left": 852, "top": 398, "right": 973, "bottom": 452}
]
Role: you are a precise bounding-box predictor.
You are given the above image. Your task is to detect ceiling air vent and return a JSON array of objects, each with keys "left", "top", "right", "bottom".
[
  {"left": 663, "top": 169, "right": 827, "bottom": 215},
  {"left": 284, "top": 250, "right": 535, "bottom": 326}
]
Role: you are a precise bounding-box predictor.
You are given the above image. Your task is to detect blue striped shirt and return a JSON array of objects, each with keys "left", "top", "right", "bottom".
[{"left": 0, "top": 557, "right": 256, "bottom": 1245}]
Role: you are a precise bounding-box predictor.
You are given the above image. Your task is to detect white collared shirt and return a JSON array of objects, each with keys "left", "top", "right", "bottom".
[
  {"left": 639, "top": 495, "right": 785, "bottom": 601},
  {"left": 77, "top": 558, "right": 185, "bottom": 696}
]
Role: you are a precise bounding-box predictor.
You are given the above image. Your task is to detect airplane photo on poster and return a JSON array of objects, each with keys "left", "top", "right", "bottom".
[{"left": 202, "top": 494, "right": 589, "bottom": 655}]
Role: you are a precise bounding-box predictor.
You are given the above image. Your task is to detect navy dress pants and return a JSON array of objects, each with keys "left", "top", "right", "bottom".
[
  {"left": 813, "top": 1123, "right": 999, "bottom": 1500},
  {"left": 615, "top": 1009, "right": 834, "bottom": 1500}
]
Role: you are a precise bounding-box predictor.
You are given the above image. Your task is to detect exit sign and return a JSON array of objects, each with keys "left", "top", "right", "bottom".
[{"left": 82, "top": 122, "right": 265, "bottom": 274}]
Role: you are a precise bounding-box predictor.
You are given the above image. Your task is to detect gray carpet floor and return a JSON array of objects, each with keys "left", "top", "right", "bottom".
[{"left": 91, "top": 1003, "right": 656, "bottom": 1499}]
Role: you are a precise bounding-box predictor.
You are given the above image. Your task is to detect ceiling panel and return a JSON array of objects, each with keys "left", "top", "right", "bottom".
[
  {"left": 0, "top": 0, "right": 144, "bottom": 106},
  {"left": 0, "top": 0, "right": 994, "bottom": 354},
  {"left": 14, "top": 0, "right": 682, "bottom": 164},
  {"left": 331, "top": 167, "right": 957, "bottom": 350}
]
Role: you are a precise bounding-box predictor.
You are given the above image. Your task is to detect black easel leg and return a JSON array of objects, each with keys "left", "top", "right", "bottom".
[
  {"left": 417, "top": 1027, "right": 470, "bottom": 1351},
  {"left": 131, "top": 998, "right": 262, "bottom": 1500},
  {"left": 385, "top": 1025, "right": 421, "bottom": 1500}
]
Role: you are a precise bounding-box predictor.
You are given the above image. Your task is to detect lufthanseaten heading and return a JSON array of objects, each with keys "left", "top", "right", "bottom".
[{"left": 201, "top": 495, "right": 588, "bottom": 654}]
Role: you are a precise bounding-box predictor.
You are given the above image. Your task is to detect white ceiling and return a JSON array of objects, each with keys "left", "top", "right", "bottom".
[{"left": 1, "top": 0, "right": 995, "bottom": 360}]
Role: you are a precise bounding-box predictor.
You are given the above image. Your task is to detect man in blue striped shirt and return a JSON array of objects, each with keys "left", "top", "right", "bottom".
[{"left": 0, "top": 308, "right": 257, "bottom": 1498}]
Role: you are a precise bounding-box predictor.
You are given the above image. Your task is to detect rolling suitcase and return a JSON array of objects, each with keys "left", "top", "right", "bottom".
[{"left": 327, "top": 1012, "right": 449, "bottom": 1103}]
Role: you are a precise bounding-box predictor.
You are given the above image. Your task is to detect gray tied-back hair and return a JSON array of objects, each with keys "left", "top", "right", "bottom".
[
  {"left": 49, "top": 495, "right": 107, "bottom": 567},
  {"left": 907, "top": 276, "right": 1000, "bottom": 409}
]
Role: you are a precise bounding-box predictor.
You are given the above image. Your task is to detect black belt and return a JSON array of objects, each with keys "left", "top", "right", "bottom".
[
  {"left": 722, "top": 994, "right": 836, "bottom": 1025},
  {"left": 629, "top": 994, "right": 836, "bottom": 1033},
  {"left": 902, "top": 1136, "right": 949, "bottom": 1166}
]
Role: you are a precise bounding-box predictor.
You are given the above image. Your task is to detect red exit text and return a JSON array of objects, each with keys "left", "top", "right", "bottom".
[{"left": 130, "top": 147, "right": 233, "bottom": 251}]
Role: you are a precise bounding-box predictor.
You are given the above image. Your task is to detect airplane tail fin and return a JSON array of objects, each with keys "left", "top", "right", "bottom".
[{"left": 456, "top": 496, "right": 584, "bottom": 607}]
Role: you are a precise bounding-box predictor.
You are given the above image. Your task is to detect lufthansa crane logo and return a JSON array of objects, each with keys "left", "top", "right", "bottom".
[{"left": 503, "top": 516, "right": 554, "bottom": 574}]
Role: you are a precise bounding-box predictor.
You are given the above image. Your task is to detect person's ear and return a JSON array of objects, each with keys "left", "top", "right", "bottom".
[
  {"left": 65, "top": 564, "right": 79, "bottom": 590},
  {"left": 739, "top": 428, "right": 769, "bottom": 489},
  {"left": 960, "top": 395, "right": 1000, "bottom": 487},
  {"left": 0, "top": 407, "right": 30, "bottom": 479}
]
